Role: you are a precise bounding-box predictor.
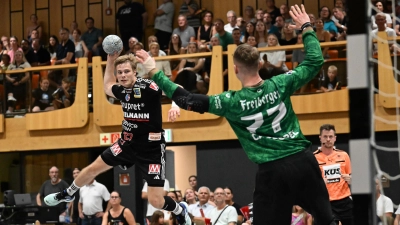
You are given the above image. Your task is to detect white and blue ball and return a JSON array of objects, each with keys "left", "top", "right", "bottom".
[{"left": 102, "top": 35, "right": 123, "bottom": 54}]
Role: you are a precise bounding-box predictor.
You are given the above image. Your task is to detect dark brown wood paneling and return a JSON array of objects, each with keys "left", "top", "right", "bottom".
[
  {"left": 36, "top": 0, "right": 48, "bottom": 9},
  {"left": 76, "top": 0, "right": 89, "bottom": 32},
  {"left": 24, "top": 0, "right": 36, "bottom": 39},
  {"left": 304, "top": 0, "right": 320, "bottom": 17},
  {"left": 1, "top": 0, "right": 10, "bottom": 37},
  {"left": 89, "top": 3, "right": 102, "bottom": 31},
  {"left": 10, "top": 12, "right": 23, "bottom": 41},
  {"left": 49, "top": 0, "right": 62, "bottom": 37},
  {"left": 11, "top": 0, "right": 23, "bottom": 11},
  {"left": 36, "top": 9, "right": 49, "bottom": 44},
  {"left": 90, "top": 0, "right": 102, "bottom": 3},
  {"left": 63, "top": 6, "right": 76, "bottom": 29},
  {"left": 102, "top": 0, "right": 116, "bottom": 35},
  {"left": 63, "top": 0, "right": 75, "bottom": 6}
]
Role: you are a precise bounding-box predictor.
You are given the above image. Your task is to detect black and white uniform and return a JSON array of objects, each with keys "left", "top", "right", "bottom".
[{"left": 101, "top": 78, "right": 166, "bottom": 187}]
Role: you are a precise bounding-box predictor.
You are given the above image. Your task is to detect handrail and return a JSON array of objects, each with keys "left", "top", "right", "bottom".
[{"left": 2, "top": 63, "right": 78, "bottom": 74}]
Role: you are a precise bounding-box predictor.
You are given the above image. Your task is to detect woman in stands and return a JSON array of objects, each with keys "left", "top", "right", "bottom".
[
  {"left": 315, "top": 18, "right": 331, "bottom": 58},
  {"left": 168, "top": 34, "right": 184, "bottom": 71},
  {"left": 150, "top": 42, "right": 172, "bottom": 79},
  {"left": 47, "top": 35, "right": 59, "bottom": 60},
  {"left": 5, "top": 50, "right": 31, "bottom": 114},
  {"left": 246, "top": 36, "right": 257, "bottom": 47},
  {"left": 244, "top": 22, "right": 255, "bottom": 43},
  {"left": 279, "top": 23, "right": 297, "bottom": 61},
  {"left": 259, "top": 33, "right": 288, "bottom": 80},
  {"left": 184, "top": 188, "right": 197, "bottom": 206},
  {"left": 254, "top": 21, "right": 268, "bottom": 47},
  {"left": 197, "top": 11, "right": 214, "bottom": 46},
  {"left": 72, "top": 29, "right": 89, "bottom": 59},
  {"left": 101, "top": 191, "right": 136, "bottom": 225},
  {"left": 150, "top": 210, "right": 166, "bottom": 225},
  {"left": 0, "top": 41, "right": 7, "bottom": 66}
]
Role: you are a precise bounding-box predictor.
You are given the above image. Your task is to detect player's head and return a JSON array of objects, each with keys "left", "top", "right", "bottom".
[
  {"left": 114, "top": 54, "right": 137, "bottom": 88},
  {"left": 319, "top": 124, "right": 337, "bottom": 148},
  {"left": 233, "top": 44, "right": 261, "bottom": 77}
]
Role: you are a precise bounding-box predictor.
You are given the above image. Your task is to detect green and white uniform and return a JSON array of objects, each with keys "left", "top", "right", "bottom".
[{"left": 152, "top": 30, "right": 324, "bottom": 164}]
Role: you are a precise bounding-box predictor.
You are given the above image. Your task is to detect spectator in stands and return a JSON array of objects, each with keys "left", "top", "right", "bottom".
[
  {"left": 167, "top": 191, "right": 178, "bottom": 202},
  {"left": 203, "top": 36, "right": 228, "bottom": 90},
  {"left": 269, "top": 16, "right": 285, "bottom": 38},
  {"left": 81, "top": 17, "right": 103, "bottom": 57},
  {"left": 263, "top": 12, "right": 273, "bottom": 32},
  {"left": 372, "top": 1, "right": 393, "bottom": 29},
  {"left": 71, "top": 168, "right": 81, "bottom": 225},
  {"left": 224, "top": 10, "right": 238, "bottom": 33},
  {"left": 394, "top": 207, "right": 400, "bottom": 225},
  {"left": 292, "top": 33, "right": 305, "bottom": 69},
  {"left": 209, "top": 192, "right": 214, "bottom": 204},
  {"left": 188, "top": 186, "right": 215, "bottom": 224},
  {"left": 255, "top": 9, "right": 264, "bottom": 22},
  {"left": 224, "top": 187, "right": 244, "bottom": 223},
  {"left": 214, "top": 18, "right": 234, "bottom": 51},
  {"left": 148, "top": 36, "right": 167, "bottom": 56},
  {"left": 47, "top": 35, "right": 59, "bottom": 60},
  {"left": 21, "top": 39, "right": 36, "bottom": 64},
  {"left": 291, "top": 205, "right": 312, "bottom": 225},
  {"left": 26, "top": 14, "right": 42, "bottom": 42},
  {"left": 150, "top": 42, "right": 172, "bottom": 78},
  {"left": 69, "top": 21, "right": 78, "bottom": 41},
  {"left": 79, "top": 179, "right": 111, "bottom": 225},
  {"left": 5, "top": 50, "right": 31, "bottom": 114},
  {"left": 168, "top": 34, "right": 184, "bottom": 71},
  {"left": 142, "top": 180, "right": 169, "bottom": 223},
  {"left": 236, "top": 17, "right": 246, "bottom": 41},
  {"left": 72, "top": 29, "right": 89, "bottom": 59},
  {"left": 1, "top": 54, "right": 11, "bottom": 70},
  {"left": 188, "top": 175, "right": 198, "bottom": 194},
  {"left": 320, "top": 65, "right": 340, "bottom": 92},
  {"left": 315, "top": 18, "right": 331, "bottom": 58},
  {"left": 335, "top": 0, "right": 346, "bottom": 11},
  {"left": 37, "top": 166, "right": 69, "bottom": 213},
  {"left": 372, "top": 13, "right": 396, "bottom": 54},
  {"left": 176, "top": 191, "right": 183, "bottom": 203},
  {"left": 209, "top": 187, "right": 237, "bottom": 225},
  {"left": 116, "top": 0, "right": 148, "bottom": 47},
  {"left": 125, "top": 37, "right": 139, "bottom": 55},
  {"left": 265, "top": 0, "right": 281, "bottom": 24},
  {"left": 29, "top": 29, "right": 40, "bottom": 44},
  {"left": 32, "top": 77, "right": 54, "bottom": 112},
  {"left": 198, "top": 11, "right": 214, "bottom": 45},
  {"left": 150, "top": 210, "right": 165, "bottom": 225},
  {"left": 102, "top": 191, "right": 136, "bottom": 225},
  {"left": 232, "top": 28, "right": 243, "bottom": 45},
  {"left": 333, "top": 7, "right": 348, "bottom": 41},
  {"left": 52, "top": 77, "right": 75, "bottom": 109},
  {"left": 255, "top": 21, "right": 268, "bottom": 47},
  {"left": 259, "top": 33, "right": 288, "bottom": 80},
  {"left": 173, "top": 15, "right": 196, "bottom": 48},
  {"left": 179, "top": 0, "right": 201, "bottom": 34},
  {"left": 154, "top": 0, "right": 175, "bottom": 51},
  {"left": 0, "top": 41, "right": 7, "bottom": 66},
  {"left": 244, "top": 22, "right": 255, "bottom": 43},
  {"left": 279, "top": 4, "right": 292, "bottom": 23},
  {"left": 319, "top": 6, "right": 338, "bottom": 41},
  {"left": 8, "top": 36, "right": 22, "bottom": 63},
  {"left": 279, "top": 23, "right": 297, "bottom": 46},
  {"left": 308, "top": 14, "right": 316, "bottom": 28},
  {"left": 184, "top": 188, "right": 197, "bottom": 206},
  {"left": 375, "top": 177, "right": 394, "bottom": 221},
  {"left": 175, "top": 42, "right": 206, "bottom": 93},
  {"left": 244, "top": 6, "right": 256, "bottom": 23},
  {"left": 1, "top": 36, "right": 10, "bottom": 51},
  {"left": 246, "top": 36, "right": 257, "bottom": 47}
]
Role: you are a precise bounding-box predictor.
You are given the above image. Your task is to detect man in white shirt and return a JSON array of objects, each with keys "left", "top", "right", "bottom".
[
  {"left": 78, "top": 179, "right": 111, "bottom": 225},
  {"left": 209, "top": 187, "right": 237, "bottom": 225},
  {"left": 371, "top": 1, "right": 393, "bottom": 29},
  {"left": 188, "top": 186, "right": 215, "bottom": 224},
  {"left": 371, "top": 13, "right": 397, "bottom": 54},
  {"left": 375, "top": 178, "right": 393, "bottom": 219},
  {"left": 224, "top": 11, "right": 238, "bottom": 33},
  {"left": 142, "top": 179, "right": 170, "bottom": 221}
]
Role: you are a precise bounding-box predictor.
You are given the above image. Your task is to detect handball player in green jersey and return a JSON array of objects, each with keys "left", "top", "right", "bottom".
[{"left": 136, "top": 4, "right": 337, "bottom": 225}]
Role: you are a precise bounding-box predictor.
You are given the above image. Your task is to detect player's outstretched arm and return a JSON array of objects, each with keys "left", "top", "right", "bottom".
[{"left": 104, "top": 52, "right": 120, "bottom": 98}]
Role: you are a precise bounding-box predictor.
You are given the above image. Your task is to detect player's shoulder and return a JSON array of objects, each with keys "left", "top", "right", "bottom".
[{"left": 135, "top": 78, "right": 160, "bottom": 92}]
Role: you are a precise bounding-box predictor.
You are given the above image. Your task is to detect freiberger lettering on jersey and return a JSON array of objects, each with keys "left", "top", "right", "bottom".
[
  {"left": 240, "top": 91, "right": 281, "bottom": 111},
  {"left": 121, "top": 102, "right": 142, "bottom": 110}
]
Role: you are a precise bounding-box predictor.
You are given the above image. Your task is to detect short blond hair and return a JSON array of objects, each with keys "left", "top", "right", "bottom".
[
  {"left": 149, "top": 42, "right": 160, "bottom": 49},
  {"left": 328, "top": 65, "right": 338, "bottom": 73},
  {"left": 114, "top": 54, "right": 137, "bottom": 71}
]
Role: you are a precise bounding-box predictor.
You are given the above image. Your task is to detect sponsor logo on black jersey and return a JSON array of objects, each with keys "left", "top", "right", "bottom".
[
  {"left": 149, "top": 82, "right": 159, "bottom": 91},
  {"left": 133, "top": 88, "right": 141, "bottom": 98},
  {"left": 125, "top": 94, "right": 130, "bottom": 101}
]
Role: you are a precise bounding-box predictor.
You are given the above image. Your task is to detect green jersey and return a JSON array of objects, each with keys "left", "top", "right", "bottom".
[{"left": 152, "top": 30, "right": 324, "bottom": 164}]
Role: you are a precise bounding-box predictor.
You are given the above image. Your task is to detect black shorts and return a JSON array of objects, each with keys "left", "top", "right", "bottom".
[
  {"left": 101, "top": 136, "right": 166, "bottom": 187},
  {"left": 331, "top": 197, "right": 353, "bottom": 225},
  {"left": 253, "top": 150, "right": 336, "bottom": 225}
]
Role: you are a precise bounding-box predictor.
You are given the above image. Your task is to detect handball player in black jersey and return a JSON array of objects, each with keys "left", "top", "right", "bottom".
[{"left": 44, "top": 53, "right": 191, "bottom": 225}]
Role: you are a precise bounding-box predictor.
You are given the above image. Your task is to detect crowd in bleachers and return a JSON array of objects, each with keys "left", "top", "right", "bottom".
[{"left": 0, "top": 0, "right": 398, "bottom": 115}]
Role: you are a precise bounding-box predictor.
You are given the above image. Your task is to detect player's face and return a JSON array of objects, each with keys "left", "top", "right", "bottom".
[
  {"left": 116, "top": 62, "right": 137, "bottom": 88},
  {"left": 319, "top": 129, "right": 336, "bottom": 148}
]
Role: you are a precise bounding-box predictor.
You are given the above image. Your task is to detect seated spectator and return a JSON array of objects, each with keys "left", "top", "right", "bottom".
[
  {"left": 232, "top": 28, "right": 243, "bottom": 46},
  {"left": 255, "top": 21, "right": 268, "bottom": 47},
  {"left": 224, "top": 187, "right": 244, "bottom": 223},
  {"left": 128, "top": 42, "right": 146, "bottom": 78},
  {"left": 308, "top": 14, "right": 316, "bottom": 28},
  {"left": 125, "top": 37, "right": 139, "bottom": 55},
  {"left": 394, "top": 206, "right": 400, "bottom": 225},
  {"left": 21, "top": 39, "right": 36, "bottom": 64},
  {"left": 81, "top": 17, "right": 103, "bottom": 56},
  {"left": 332, "top": 7, "right": 348, "bottom": 40},
  {"left": 52, "top": 77, "right": 74, "bottom": 110},
  {"left": 246, "top": 36, "right": 257, "bottom": 47},
  {"left": 292, "top": 33, "right": 305, "bottom": 69},
  {"left": 5, "top": 50, "right": 31, "bottom": 113},
  {"left": 319, "top": 6, "right": 338, "bottom": 41},
  {"left": 184, "top": 188, "right": 197, "bottom": 206},
  {"left": 2, "top": 36, "right": 10, "bottom": 51},
  {"left": 0, "top": 41, "right": 7, "bottom": 66},
  {"left": 244, "top": 22, "right": 255, "bottom": 43},
  {"left": 150, "top": 210, "right": 165, "bottom": 225},
  {"left": 279, "top": 23, "right": 297, "bottom": 61},
  {"left": 101, "top": 191, "right": 136, "bottom": 225},
  {"left": 279, "top": 4, "right": 292, "bottom": 23},
  {"left": 188, "top": 186, "right": 215, "bottom": 225},
  {"left": 269, "top": 16, "right": 285, "bottom": 38},
  {"left": 375, "top": 178, "right": 393, "bottom": 222},
  {"left": 255, "top": 9, "right": 264, "bottom": 22},
  {"left": 69, "top": 21, "right": 78, "bottom": 41},
  {"left": 263, "top": 13, "right": 273, "bottom": 32},
  {"left": 172, "top": 15, "right": 196, "bottom": 48},
  {"left": 204, "top": 36, "right": 228, "bottom": 90},
  {"left": 210, "top": 187, "right": 237, "bottom": 225},
  {"left": 214, "top": 18, "right": 234, "bottom": 51},
  {"left": 315, "top": 18, "right": 331, "bottom": 58},
  {"left": 291, "top": 205, "right": 312, "bottom": 225},
  {"left": 175, "top": 42, "right": 206, "bottom": 93},
  {"left": 320, "top": 65, "right": 340, "bottom": 92},
  {"left": 168, "top": 34, "right": 185, "bottom": 71},
  {"left": 224, "top": 10, "right": 238, "bottom": 33},
  {"left": 8, "top": 36, "right": 22, "bottom": 63},
  {"left": 197, "top": 11, "right": 214, "bottom": 45},
  {"left": 259, "top": 34, "right": 288, "bottom": 80},
  {"left": 47, "top": 35, "right": 59, "bottom": 60},
  {"left": 371, "top": 1, "right": 393, "bottom": 29},
  {"left": 32, "top": 38, "right": 51, "bottom": 66},
  {"left": 243, "top": 6, "right": 256, "bottom": 24},
  {"left": 236, "top": 17, "right": 246, "bottom": 41},
  {"left": 150, "top": 42, "right": 172, "bottom": 78},
  {"left": 1, "top": 54, "right": 11, "bottom": 70},
  {"left": 72, "top": 29, "right": 89, "bottom": 59},
  {"left": 371, "top": 13, "right": 397, "bottom": 54},
  {"left": 32, "top": 78, "right": 55, "bottom": 112},
  {"left": 147, "top": 36, "right": 167, "bottom": 56},
  {"left": 29, "top": 29, "right": 40, "bottom": 44}
]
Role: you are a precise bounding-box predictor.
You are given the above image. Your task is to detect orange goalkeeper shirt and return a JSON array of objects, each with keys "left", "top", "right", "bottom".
[{"left": 314, "top": 148, "right": 352, "bottom": 201}]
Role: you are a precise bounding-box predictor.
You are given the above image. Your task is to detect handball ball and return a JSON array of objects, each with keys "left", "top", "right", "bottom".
[{"left": 102, "top": 35, "right": 123, "bottom": 54}]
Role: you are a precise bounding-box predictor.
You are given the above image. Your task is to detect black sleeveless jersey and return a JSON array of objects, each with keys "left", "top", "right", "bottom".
[{"left": 112, "top": 78, "right": 163, "bottom": 144}]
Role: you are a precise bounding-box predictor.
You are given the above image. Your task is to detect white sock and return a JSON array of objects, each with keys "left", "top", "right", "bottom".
[
  {"left": 172, "top": 202, "right": 183, "bottom": 215},
  {"left": 66, "top": 181, "right": 81, "bottom": 196}
]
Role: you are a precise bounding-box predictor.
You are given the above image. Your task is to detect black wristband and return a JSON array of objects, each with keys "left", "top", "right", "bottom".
[{"left": 301, "top": 22, "right": 312, "bottom": 31}]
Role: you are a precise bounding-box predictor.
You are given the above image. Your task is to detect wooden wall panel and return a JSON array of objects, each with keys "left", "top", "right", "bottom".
[
  {"left": 0, "top": 0, "right": 10, "bottom": 37},
  {"left": 10, "top": 12, "right": 23, "bottom": 41},
  {"left": 11, "top": 0, "right": 23, "bottom": 11},
  {"left": 304, "top": 0, "right": 320, "bottom": 17},
  {"left": 49, "top": 0, "right": 62, "bottom": 38},
  {"left": 102, "top": 0, "right": 116, "bottom": 35},
  {"left": 36, "top": 0, "right": 49, "bottom": 9},
  {"left": 89, "top": 3, "right": 102, "bottom": 31},
  {"left": 214, "top": 0, "right": 240, "bottom": 23},
  {"left": 36, "top": 9, "right": 49, "bottom": 43},
  {"left": 241, "top": 0, "right": 257, "bottom": 19},
  {"left": 23, "top": 0, "right": 36, "bottom": 39},
  {"left": 63, "top": 6, "right": 76, "bottom": 29},
  {"left": 76, "top": 0, "right": 89, "bottom": 32},
  {"left": 63, "top": 0, "right": 75, "bottom": 6},
  {"left": 90, "top": 0, "right": 102, "bottom": 3}
]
